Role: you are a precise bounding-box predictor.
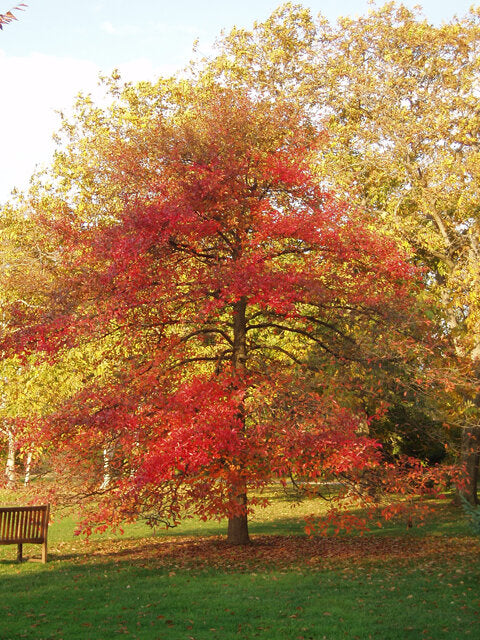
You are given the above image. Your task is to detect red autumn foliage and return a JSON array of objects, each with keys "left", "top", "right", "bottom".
[{"left": 6, "top": 87, "right": 438, "bottom": 543}]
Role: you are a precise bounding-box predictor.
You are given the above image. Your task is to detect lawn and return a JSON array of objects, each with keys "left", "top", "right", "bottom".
[{"left": 0, "top": 488, "right": 478, "bottom": 639}]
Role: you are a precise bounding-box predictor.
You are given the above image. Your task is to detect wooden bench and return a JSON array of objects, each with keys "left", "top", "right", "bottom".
[{"left": 0, "top": 505, "right": 50, "bottom": 563}]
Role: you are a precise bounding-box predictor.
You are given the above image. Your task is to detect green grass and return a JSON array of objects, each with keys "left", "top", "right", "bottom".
[
  {"left": 0, "top": 489, "right": 478, "bottom": 639},
  {"left": 0, "top": 557, "right": 479, "bottom": 640}
]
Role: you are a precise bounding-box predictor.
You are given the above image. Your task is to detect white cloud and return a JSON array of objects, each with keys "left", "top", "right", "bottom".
[
  {"left": 116, "top": 57, "right": 179, "bottom": 83},
  {"left": 100, "top": 19, "right": 203, "bottom": 38},
  {"left": 0, "top": 51, "right": 173, "bottom": 203},
  {"left": 157, "top": 23, "right": 202, "bottom": 36},
  {"left": 101, "top": 21, "right": 143, "bottom": 37},
  {"left": 0, "top": 51, "right": 101, "bottom": 201}
]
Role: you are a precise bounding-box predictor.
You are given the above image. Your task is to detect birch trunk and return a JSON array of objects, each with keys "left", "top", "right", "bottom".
[
  {"left": 5, "top": 429, "right": 16, "bottom": 489},
  {"left": 101, "top": 445, "right": 114, "bottom": 490},
  {"left": 24, "top": 451, "right": 33, "bottom": 486}
]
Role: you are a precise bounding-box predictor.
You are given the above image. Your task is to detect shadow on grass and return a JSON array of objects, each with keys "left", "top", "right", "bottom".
[
  {"left": 32, "top": 516, "right": 480, "bottom": 571},
  {"left": 0, "top": 532, "right": 479, "bottom": 640}
]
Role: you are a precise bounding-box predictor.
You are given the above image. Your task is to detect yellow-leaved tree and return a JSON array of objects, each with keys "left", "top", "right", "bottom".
[
  {"left": 0, "top": 195, "right": 117, "bottom": 491},
  {"left": 199, "top": 2, "right": 480, "bottom": 502}
]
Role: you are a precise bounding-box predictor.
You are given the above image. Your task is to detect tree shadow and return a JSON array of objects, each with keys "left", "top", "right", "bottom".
[{"left": 0, "top": 527, "right": 478, "bottom": 640}]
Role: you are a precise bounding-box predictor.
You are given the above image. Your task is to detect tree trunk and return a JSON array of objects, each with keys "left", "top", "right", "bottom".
[
  {"left": 446, "top": 321, "right": 480, "bottom": 506},
  {"left": 455, "top": 358, "right": 480, "bottom": 505},
  {"left": 5, "top": 429, "right": 16, "bottom": 489},
  {"left": 100, "top": 445, "right": 114, "bottom": 490},
  {"left": 458, "top": 425, "right": 480, "bottom": 505},
  {"left": 24, "top": 451, "right": 32, "bottom": 485},
  {"left": 227, "top": 295, "right": 251, "bottom": 545},
  {"left": 227, "top": 487, "right": 250, "bottom": 545},
  {"left": 460, "top": 361, "right": 480, "bottom": 504}
]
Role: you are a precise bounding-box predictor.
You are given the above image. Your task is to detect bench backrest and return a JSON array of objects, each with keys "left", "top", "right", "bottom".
[{"left": 0, "top": 505, "right": 50, "bottom": 544}]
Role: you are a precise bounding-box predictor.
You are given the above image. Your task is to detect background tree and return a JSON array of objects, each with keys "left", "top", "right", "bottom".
[
  {"left": 0, "top": 198, "right": 51, "bottom": 487},
  {"left": 0, "top": 196, "right": 106, "bottom": 488},
  {"left": 200, "top": 2, "right": 480, "bottom": 503}
]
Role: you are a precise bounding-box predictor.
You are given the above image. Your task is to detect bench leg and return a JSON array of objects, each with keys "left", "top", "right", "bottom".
[
  {"left": 41, "top": 541, "right": 47, "bottom": 564},
  {"left": 17, "top": 543, "right": 23, "bottom": 562}
]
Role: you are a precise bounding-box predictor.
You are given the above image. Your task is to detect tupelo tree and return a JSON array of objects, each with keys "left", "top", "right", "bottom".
[{"left": 11, "top": 81, "right": 423, "bottom": 544}]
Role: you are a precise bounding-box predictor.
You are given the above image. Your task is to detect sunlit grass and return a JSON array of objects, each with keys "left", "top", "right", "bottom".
[
  {"left": 0, "top": 486, "right": 478, "bottom": 639},
  {"left": 0, "top": 557, "right": 478, "bottom": 640}
]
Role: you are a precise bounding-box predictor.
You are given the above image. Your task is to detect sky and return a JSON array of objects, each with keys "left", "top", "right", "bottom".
[{"left": 0, "top": 0, "right": 478, "bottom": 203}]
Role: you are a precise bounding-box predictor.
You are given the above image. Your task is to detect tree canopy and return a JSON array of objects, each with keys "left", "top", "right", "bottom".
[
  {"left": 2, "top": 79, "right": 431, "bottom": 542},
  {"left": 2, "top": 3, "right": 476, "bottom": 545}
]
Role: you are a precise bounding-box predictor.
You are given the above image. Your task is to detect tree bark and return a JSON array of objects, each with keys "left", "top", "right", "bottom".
[
  {"left": 455, "top": 360, "right": 480, "bottom": 505},
  {"left": 227, "top": 487, "right": 250, "bottom": 545},
  {"left": 227, "top": 296, "right": 251, "bottom": 545},
  {"left": 458, "top": 426, "right": 479, "bottom": 505},
  {"left": 24, "top": 451, "right": 32, "bottom": 485},
  {"left": 5, "top": 429, "right": 16, "bottom": 489},
  {"left": 101, "top": 445, "right": 114, "bottom": 490},
  {"left": 445, "top": 311, "right": 480, "bottom": 506}
]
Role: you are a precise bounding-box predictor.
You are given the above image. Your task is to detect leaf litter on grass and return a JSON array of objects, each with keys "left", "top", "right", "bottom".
[{"left": 69, "top": 533, "right": 480, "bottom": 573}]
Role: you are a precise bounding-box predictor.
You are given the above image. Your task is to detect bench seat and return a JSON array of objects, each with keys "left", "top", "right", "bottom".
[{"left": 0, "top": 505, "right": 50, "bottom": 563}]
